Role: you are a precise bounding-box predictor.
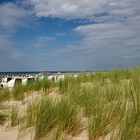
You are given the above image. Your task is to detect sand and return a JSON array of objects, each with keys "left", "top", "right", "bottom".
[{"left": 0, "top": 126, "right": 18, "bottom": 140}]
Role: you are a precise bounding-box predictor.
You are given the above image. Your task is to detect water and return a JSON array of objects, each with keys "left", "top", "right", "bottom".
[
  {"left": 0, "top": 71, "right": 41, "bottom": 76},
  {"left": 0, "top": 71, "right": 81, "bottom": 76}
]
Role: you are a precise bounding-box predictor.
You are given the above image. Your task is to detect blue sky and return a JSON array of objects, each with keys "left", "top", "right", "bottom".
[{"left": 0, "top": 0, "right": 140, "bottom": 71}]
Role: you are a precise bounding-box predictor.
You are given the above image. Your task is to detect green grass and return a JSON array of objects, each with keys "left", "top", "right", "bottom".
[
  {"left": 41, "top": 79, "right": 52, "bottom": 93},
  {"left": 0, "top": 89, "right": 11, "bottom": 125},
  {"left": 0, "top": 88, "right": 11, "bottom": 103},
  {"left": 12, "top": 84, "right": 25, "bottom": 101},
  {"left": 0, "top": 110, "right": 8, "bottom": 125},
  {"left": 27, "top": 96, "right": 82, "bottom": 139},
  {"left": 10, "top": 107, "right": 18, "bottom": 127},
  {"left": 35, "top": 98, "right": 57, "bottom": 139},
  {"left": 56, "top": 97, "right": 82, "bottom": 135}
]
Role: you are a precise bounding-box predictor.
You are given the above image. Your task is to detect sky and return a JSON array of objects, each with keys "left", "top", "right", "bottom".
[{"left": 0, "top": 0, "right": 140, "bottom": 71}]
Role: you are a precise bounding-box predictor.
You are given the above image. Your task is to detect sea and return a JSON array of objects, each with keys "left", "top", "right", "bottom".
[{"left": 0, "top": 71, "right": 81, "bottom": 76}]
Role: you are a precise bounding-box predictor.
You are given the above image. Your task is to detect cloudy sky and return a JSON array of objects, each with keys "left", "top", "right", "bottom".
[{"left": 0, "top": 0, "right": 140, "bottom": 71}]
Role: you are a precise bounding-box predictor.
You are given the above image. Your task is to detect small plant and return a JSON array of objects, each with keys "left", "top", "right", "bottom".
[
  {"left": 0, "top": 111, "right": 8, "bottom": 125},
  {"left": 10, "top": 107, "right": 18, "bottom": 127},
  {"left": 25, "top": 101, "right": 38, "bottom": 129},
  {"left": 35, "top": 98, "right": 57, "bottom": 139},
  {"left": 56, "top": 97, "right": 82, "bottom": 135},
  {"left": 0, "top": 103, "right": 9, "bottom": 125},
  {"left": 59, "top": 78, "right": 69, "bottom": 94},
  {"left": 0, "top": 88, "right": 10, "bottom": 103},
  {"left": 42, "top": 79, "right": 52, "bottom": 93},
  {"left": 34, "top": 80, "right": 42, "bottom": 92},
  {"left": 12, "top": 85, "right": 25, "bottom": 101}
]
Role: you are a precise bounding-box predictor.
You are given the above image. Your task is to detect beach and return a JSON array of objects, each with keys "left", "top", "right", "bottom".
[{"left": 0, "top": 68, "right": 140, "bottom": 140}]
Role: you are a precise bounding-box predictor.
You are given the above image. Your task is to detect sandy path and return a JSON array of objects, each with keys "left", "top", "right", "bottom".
[{"left": 0, "top": 127, "right": 18, "bottom": 140}]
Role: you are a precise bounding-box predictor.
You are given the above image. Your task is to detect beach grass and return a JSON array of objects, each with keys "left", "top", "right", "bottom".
[
  {"left": 26, "top": 96, "right": 82, "bottom": 139},
  {"left": 10, "top": 107, "right": 18, "bottom": 127},
  {"left": 0, "top": 88, "right": 11, "bottom": 103},
  {"left": 35, "top": 97, "right": 57, "bottom": 139},
  {"left": 12, "top": 84, "right": 25, "bottom": 101},
  {"left": 56, "top": 97, "right": 82, "bottom": 135},
  {"left": 0, "top": 67, "right": 139, "bottom": 140},
  {"left": 0, "top": 109, "right": 8, "bottom": 125}
]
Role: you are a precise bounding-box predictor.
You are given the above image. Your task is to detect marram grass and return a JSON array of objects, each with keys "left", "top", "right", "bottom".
[{"left": 0, "top": 67, "right": 139, "bottom": 140}]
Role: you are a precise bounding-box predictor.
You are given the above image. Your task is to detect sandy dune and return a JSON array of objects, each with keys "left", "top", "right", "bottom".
[{"left": 0, "top": 127, "right": 18, "bottom": 140}]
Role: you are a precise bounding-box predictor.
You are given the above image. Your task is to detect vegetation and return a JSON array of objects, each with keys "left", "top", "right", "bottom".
[
  {"left": 10, "top": 107, "right": 18, "bottom": 127},
  {"left": 0, "top": 67, "right": 139, "bottom": 140},
  {"left": 0, "top": 88, "right": 10, "bottom": 103},
  {"left": 0, "top": 111, "right": 8, "bottom": 125},
  {"left": 12, "top": 84, "right": 25, "bottom": 101}
]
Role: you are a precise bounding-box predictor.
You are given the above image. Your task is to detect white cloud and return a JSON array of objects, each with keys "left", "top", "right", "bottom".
[
  {"left": 0, "top": 0, "right": 140, "bottom": 70},
  {"left": 30, "top": 0, "right": 140, "bottom": 70},
  {"left": 0, "top": 2, "right": 31, "bottom": 29},
  {"left": 32, "top": 36, "right": 55, "bottom": 48},
  {"left": 75, "top": 22, "right": 140, "bottom": 42},
  {"left": 29, "top": 0, "right": 140, "bottom": 20},
  {"left": 29, "top": 0, "right": 106, "bottom": 19}
]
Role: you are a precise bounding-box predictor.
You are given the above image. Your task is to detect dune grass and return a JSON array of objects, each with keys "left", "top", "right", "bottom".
[
  {"left": 25, "top": 96, "right": 82, "bottom": 139},
  {"left": 0, "top": 109, "right": 8, "bottom": 125},
  {"left": 35, "top": 98, "right": 57, "bottom": 139},
  {"left": 0, "top": 88, "right": 11, "bottom": 125},
  {"left": 56, "top": 97, "right": 82, "bottom": 135},
  {"left": 10, "top": 107, "right": 18, "bottom": 127},
  {"left": 12, "top": 84, "right": 25, "bottom": 101},
  {"left": 0, "top": 88, "right": 11, "bottom": 103},
  {"left": 0, "top": 67, "right": 139, "bottom": 140}
]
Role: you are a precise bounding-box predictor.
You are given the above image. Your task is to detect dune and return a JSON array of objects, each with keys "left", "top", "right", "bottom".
[{"left": 0, "top": 127, "right": 18, "bottom": 140}]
